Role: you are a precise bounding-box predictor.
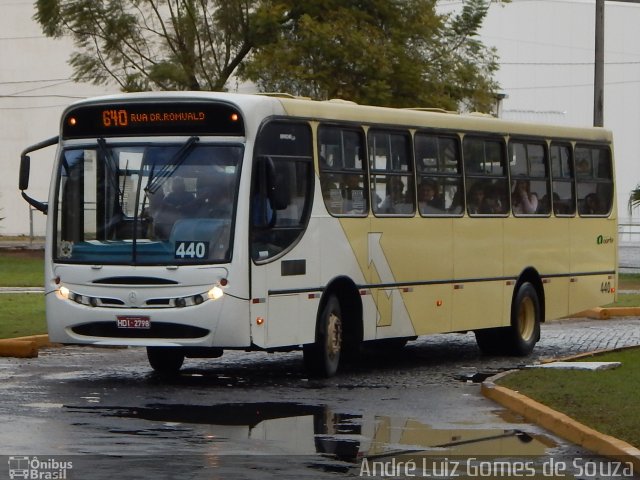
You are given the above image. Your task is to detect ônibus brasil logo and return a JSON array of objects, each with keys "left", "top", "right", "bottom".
[{"left": 8, "top": 456, "right": 73, "bottom": 479}]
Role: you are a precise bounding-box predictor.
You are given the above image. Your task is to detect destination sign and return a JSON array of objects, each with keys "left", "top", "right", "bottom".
[{"left": 62, "top": 102, "right": 244, "bottom": 138}]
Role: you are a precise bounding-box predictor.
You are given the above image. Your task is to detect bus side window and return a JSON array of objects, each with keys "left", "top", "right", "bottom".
[
  {"left": 318, "top": 125, "right": 368, "bottom": 216},
  {"left": 550, "top": 143, "right": 576, "bottom": 216},
  {"left": 509, "top": 141, "right": 550, "bottom": 216},
  {"left": 463, "top": 136, "right": 509, "bottom": 216},
  {"left": 369, "top": 129, "right": 414, "bottom": 216},
  {"left": 252, "top": 121, "right": 314, "bottom": 262},
  {"left": 415, "top": 132, "right": 463, "bottom": 216},
  {"left": 576, "top": 145, "right": 613, "bottom": 216}
]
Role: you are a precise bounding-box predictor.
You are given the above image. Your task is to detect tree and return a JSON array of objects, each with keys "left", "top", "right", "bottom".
[
  {"left": 240, "top": 0, "right": 499, "bottom": 111},
  {"left": 34, "top": 0, "right": 267, "bottom": 91},
  {"left": 35, "top": 0, "right": 499, "bottom": 111},
  {"left": 629, "top": 186, "right": 640, "bottom": 215}
]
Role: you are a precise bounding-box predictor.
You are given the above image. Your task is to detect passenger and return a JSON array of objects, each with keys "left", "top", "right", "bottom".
[
  {"left": 163, "top": 176, "right": 194, "bottom": 212},
  {"left": 378, "top": 177, "right": 408, "bottom": 214},
  {"left": 467, "top": 183, "right": 486, "bottom": 215},
  {"left": 576, "top": 158, "right": 591, "bottom": 176},
  {"left": 417, "top": 179, "right": 444, "bottom": 214},
  {"left": 581, "top": 193, "right": 601, "bottom": 215},
  {"left": 511, "top": 180, "right": 538, "bottom": 214},
  {"left": 541, "top": 192, "right": 562, "bottom": 215},
  {"left": 153, "top": 176, "right": 195, "bottom": 239},
  {"left": 484, "top": 184, "right": 505, "bottom": 214}
]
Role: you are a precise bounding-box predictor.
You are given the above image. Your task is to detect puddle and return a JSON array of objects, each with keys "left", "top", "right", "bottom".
[
  {"left": 65, "top": 401, "right": 555, "bottom": 462},
  {"left": 24, "top": 403, "right": 65, "bottom": 409}
]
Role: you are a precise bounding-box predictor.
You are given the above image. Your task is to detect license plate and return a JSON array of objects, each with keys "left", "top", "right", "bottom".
[{"left": 116, "top": 315, "right": 151, "bottom": 329}]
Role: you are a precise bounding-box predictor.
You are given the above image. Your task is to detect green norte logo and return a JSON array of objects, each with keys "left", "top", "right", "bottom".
[{"left": 597, "top": 235, "right": 614, "bottom": 245}]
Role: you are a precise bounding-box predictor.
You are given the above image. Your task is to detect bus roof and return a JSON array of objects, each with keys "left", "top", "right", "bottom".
[{"left": 64, "top": 91, "right": 613, "bottom": 144}]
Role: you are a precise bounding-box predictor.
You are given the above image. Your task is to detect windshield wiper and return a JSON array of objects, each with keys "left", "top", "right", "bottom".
[
  {"left": 97, "top": 138, "right": 124, "bottom": 201},
  {"left": 146, "top": 136, "right": 200, "bottom": 195}
]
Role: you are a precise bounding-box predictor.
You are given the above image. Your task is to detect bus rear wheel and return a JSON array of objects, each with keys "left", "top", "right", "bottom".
[
  {"left": 475, "top": 282, "right": 541, "bottom": 356},
  {"left": 147, "top": 347, "right": 185, "bottom": 374},
  {"left": 303, "top": 294, "right": 342, "bottom": 378},
  {"left": 508, "top": 282, "right": 541, "bottom": 355}
]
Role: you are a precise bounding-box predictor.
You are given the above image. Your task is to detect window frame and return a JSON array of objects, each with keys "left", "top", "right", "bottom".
[
  {"left": 549, "top": 141, "right": 577, "bottom": 217},
  {"left": 368, "top": 128, "right": 415, "bottom": 217},
  {"left": 508, "top": 138, "right": 551, "bottom": 217},
  {"left": 575, "top": 143, "right": 614, "bottom": 218},
  {"left": 251, "top": 119, "right": 315, "bottom": 264},
  {"left": 317, "top": 123, "right": 369, "bottom": 218},
  {"left": 414, "top": 131, "right": 464, "bottom": 217},
  {"left": 462, "top": 135, "right": 510, "bottom": 217}
]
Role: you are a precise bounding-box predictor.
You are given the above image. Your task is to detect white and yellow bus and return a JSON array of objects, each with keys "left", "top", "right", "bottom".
[{"left": 19, "top": 92, "right": 616, "bottom": 377}]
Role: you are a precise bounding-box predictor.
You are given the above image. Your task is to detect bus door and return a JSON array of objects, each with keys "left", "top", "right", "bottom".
[{"left": 249, "top": 121, "right": 316, "bottom": 349}]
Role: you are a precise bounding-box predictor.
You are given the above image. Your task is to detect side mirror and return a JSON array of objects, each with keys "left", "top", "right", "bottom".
[
  {"left": 18, "top": 136, "right": 59, "bottom": 215},
  {"left": 19, "top": 154, "right": 30, "bottom": 191},
  {"left": 20, "top": 153, "right": 47, "bottom": 214}
]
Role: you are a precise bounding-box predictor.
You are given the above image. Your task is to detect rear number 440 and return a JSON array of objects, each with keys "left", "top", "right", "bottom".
[
  {"left": 601, "top": 281, "right": 612, "bottom": 293},
  {"left": 175, "top": 241, "right": 208, "bottom": 259}
]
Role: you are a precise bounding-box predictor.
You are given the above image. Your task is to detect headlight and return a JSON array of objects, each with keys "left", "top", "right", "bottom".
[
  {"left": 207, "top": 286, "right": 224, "bottom": 300},
  {"left": 59, "top": 286, "right": 70, "bottom": 299}
]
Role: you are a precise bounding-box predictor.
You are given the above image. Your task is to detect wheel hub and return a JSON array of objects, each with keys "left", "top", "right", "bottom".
[
  {"left": 326, "top": 312, "right": 342, "bottom": 358},
  {"left": 518, "top": 297, "right": 535, "bottom": 341}
]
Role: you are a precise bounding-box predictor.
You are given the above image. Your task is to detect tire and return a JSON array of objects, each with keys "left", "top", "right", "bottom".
[
  {"left": 303, "top": 294, "right": 342, "bottom": 378},
  {"left": 507, "top": 282, "right": 541, "bottom": 356},
  {"left": 147, "top": 347, "right": 185, "bottom": 374},
  {"left": 475, "top": 282, "right": 541, "bottom": 356}
]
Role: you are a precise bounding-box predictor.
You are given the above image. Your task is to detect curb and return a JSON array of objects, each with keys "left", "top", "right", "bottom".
[
  {"left": 575, "top": 306, "right": 640, "bottom": 319},
  {"left": 482, "top": 370, "right": 640, "bottom": 470},
  {"left": 0, "top": 334, "right": 60, "bottom": 358}
]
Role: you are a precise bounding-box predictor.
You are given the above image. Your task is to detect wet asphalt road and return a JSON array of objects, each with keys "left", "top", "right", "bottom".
[{"left": 1, "top": 317, "right": 640, "bottom": 479}]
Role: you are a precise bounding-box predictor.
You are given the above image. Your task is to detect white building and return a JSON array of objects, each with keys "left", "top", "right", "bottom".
[
  {"left": 478, "top": 0, "right": 640, "bottom": 222},
  {"left": 0, "top": 0, "right": 113, "bottom": 236},
  {"left": 2, "top": 0, "right": 639, "bottom": 235}
]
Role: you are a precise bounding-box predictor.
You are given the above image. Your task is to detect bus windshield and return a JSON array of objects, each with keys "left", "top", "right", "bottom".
[{"left": 54, "top": 141, "right": 243, "bottom": 265}]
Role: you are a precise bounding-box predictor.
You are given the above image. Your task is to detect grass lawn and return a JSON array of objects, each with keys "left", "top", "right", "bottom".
[
  {"left": 605, "top": 293, "right": 640, "bottom": 308},
  {"left": 497, "top": 347, "right": 640, "bottom": 448},
  {"left": 603, "top": 274, "right": 640, "bottom": 307},
  {"left": 0, "top": 250, "right": 46, "bottom": 338},
  {"left": 0, "top": 250, "right": 44, "bottom": 287},
  {"left": 0, "top": 293, "right": 46, "bottom": 339},
  {"left": 619, "top": 273, "right": 640, "bottom": 291}
]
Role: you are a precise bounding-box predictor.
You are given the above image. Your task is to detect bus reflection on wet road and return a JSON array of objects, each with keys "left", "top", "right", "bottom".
[{"left": 61, "top": 401, "right": 556, "bottom": 477}]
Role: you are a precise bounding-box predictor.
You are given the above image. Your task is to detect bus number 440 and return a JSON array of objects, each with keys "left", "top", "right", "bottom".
[
  {"left": 600, "top": 281, "right": 612, "bottom": 293},
  {"left": 175, "top": 241, "right": 209, "bottom": 259}
]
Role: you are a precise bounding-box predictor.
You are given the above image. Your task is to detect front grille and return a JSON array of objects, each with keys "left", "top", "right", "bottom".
[
  {"left": 99, "top": 298, "right": 126, "bottom": 306},
  {"left": 71, "top": 322, "right": 210, "bottom": 339},
  {"left": 93, "top": 277, "right": 178, "bottom": 285}
]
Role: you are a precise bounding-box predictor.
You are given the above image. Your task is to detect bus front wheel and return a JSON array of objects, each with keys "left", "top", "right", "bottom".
[
  {"left": 475, "top": 282, "right": 541, "bottom": 356},
  {"left": 303, "top": 294, "right": 342, "bottom": 378},
  {"left": 147, "top": 347, "right": 185, "bottom": 374}
]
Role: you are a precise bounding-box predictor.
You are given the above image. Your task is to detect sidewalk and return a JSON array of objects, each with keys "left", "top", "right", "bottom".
[
  {"left": 482, "top": 357, "right": 640, "bottom": 471},
  {"left": 0, "top": 287, "right": 44, "bottom": 293},
  {"left": 0, "top": 238, "right": 44, "bottom": 250}
]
